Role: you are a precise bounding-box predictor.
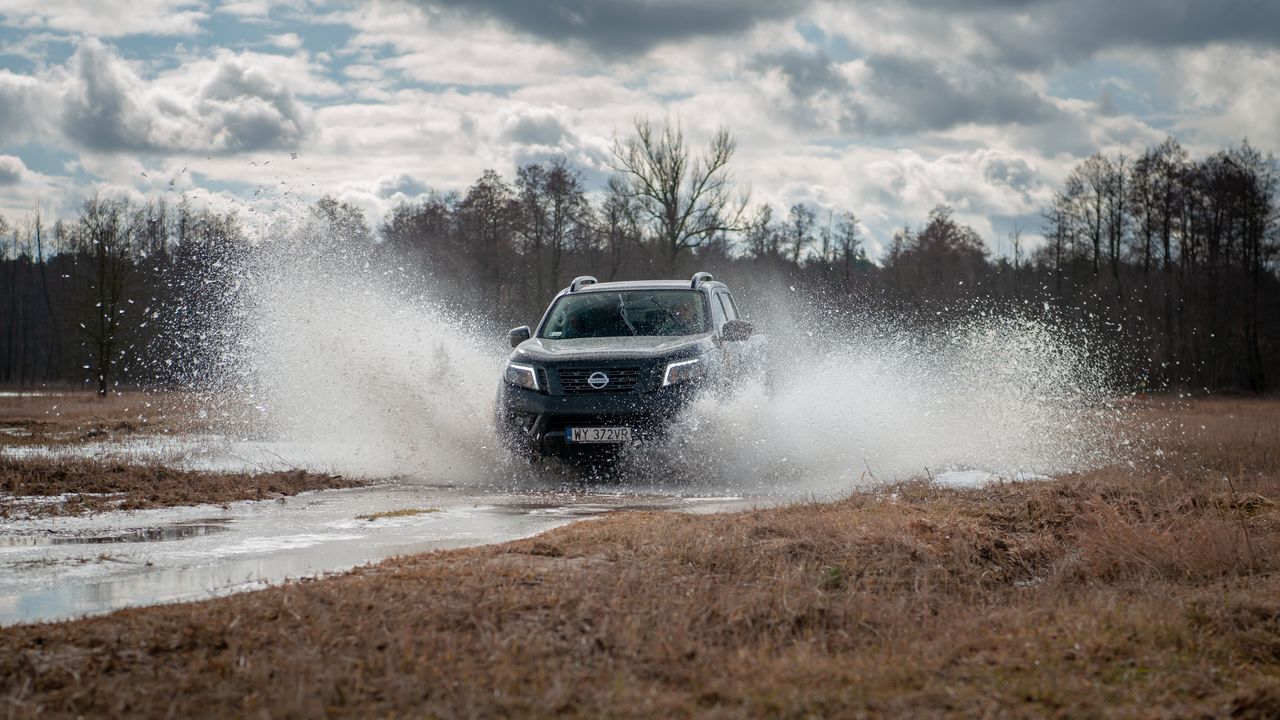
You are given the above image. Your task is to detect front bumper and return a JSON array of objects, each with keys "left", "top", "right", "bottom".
[{"left": 496, "top": 383, "right": 697, "bottom": 457}]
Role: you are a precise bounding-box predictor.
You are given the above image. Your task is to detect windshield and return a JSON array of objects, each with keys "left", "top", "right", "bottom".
[{"left": 539, "top": 290, "right": 710, "bottom": 339}]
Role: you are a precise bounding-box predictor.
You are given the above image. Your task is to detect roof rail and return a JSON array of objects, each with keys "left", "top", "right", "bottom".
[
  {"left": 569, "top": 275, "right": 598, "bottom": 292},
  {"left": 690, "top": 272, "right": 714, "bottom": 289}
]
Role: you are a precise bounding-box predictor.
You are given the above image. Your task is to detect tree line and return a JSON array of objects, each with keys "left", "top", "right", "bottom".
[
  {"left": 1, "top": 121, "right": 1277, "bottom": 393},
  {"left": 1034, "top": 140, "right": 1277, "bottom": 391},
  {"left": 0, "top": 198, "right": 242, "bottom": 394}
]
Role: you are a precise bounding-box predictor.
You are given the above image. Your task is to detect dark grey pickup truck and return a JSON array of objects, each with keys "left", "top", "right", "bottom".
[{"left": 495, "top": 272, "right": 757, "bottom": 461}]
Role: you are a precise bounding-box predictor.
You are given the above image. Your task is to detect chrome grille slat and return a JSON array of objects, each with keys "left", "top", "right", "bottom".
[{"left": 556, "top": 367, "right": 642, "bottom": 394}]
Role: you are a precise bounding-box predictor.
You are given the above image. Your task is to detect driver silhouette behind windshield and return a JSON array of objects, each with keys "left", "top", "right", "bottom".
[{"left": 660, "top": 296, "right": 700, "bottom": 335}]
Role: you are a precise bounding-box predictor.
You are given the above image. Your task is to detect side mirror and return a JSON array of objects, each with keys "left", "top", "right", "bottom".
[
  {"left": 508, "top": 325, "right": 531, "bottom": 348},
  {"left": 721, "top": 320, "right": 754, "bottom": 342}
]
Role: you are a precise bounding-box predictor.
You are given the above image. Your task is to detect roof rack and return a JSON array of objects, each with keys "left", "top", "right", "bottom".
[
  {"left": 690, "top": 272, "right": 714, "bottom": 289},
  {"left": 569, "top": 275, "right": 598, "bottom": 292}
]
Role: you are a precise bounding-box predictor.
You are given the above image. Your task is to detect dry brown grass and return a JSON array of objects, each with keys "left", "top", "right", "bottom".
[
  {"left": 0, "top": 390, "right": 215, "bottom": 447},
  {"left": 0, "top": 390, "right": 335, "bottom": 516},
  {"left": 2, "top": 397, "right": 1279, "bottom": 718},
  {"left": 0, "top": 456, "right": 363, "bottom": 518},
  {"left": 355, "top": 507, "right": 440, "bottom": 521}
]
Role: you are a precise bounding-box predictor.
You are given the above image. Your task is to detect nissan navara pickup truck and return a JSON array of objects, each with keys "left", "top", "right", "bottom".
[{"left": 496, "top": 272, "right": 757, "bottom": 461}]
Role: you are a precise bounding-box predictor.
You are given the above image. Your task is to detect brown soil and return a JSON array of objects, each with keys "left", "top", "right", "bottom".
[
  {"left": 2, "top": 398, "right": 1279, "bottom": 718},
  {"left": 0, "top": 456, "right": 362, "bottom": 518}
]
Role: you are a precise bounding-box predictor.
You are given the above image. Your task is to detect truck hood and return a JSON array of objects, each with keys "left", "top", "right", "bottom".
[{"left": 513, "top": 334, "right": 712, "bottom": 362}]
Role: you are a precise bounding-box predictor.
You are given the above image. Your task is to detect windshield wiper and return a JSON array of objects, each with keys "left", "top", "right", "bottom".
[
  {"left": 639, "top": 295, "right": 683, "bottom": 329},
  {"left": 617, "top": 294, "right": 639, "bottom": 336}
]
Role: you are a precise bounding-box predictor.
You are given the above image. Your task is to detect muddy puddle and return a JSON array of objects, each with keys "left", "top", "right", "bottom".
[
  {"left": 0, "top": 431, "right": 1036, "bottom": 626},
  {"left": 0, "top": 480, "right": 758, "bottom": 626},
  {"left": 0, "top": 521, "right": 231, "bottom": 547}
]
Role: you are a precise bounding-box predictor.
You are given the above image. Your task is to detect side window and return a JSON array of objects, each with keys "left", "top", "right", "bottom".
[
  {"left": 716, "top": 292, "right": 737, "bottom": 319},
  {"left": 708, "top": 292, "right": 728, "bottom": 332}
]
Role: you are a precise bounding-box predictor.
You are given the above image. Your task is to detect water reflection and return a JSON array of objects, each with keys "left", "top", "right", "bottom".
[
  {"left": 0, "top": 483, "right": 756, "bottom": 626},
  {"left": 0, "top": 521, "right": 231, "bottom": 547}
]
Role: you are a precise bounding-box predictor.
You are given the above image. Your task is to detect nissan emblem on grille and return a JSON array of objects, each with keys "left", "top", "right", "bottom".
[{"left": 587, "top": 372, "right": 610, "bottom": 389}]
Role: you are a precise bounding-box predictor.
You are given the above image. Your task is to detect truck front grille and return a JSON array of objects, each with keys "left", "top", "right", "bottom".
[{"left": 556, "top": 367, "right": 642, "bottom": 394}]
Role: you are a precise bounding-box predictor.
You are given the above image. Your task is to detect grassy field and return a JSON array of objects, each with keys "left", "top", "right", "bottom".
[
  {"left": 2, "top": 397, "right": 1279, "bottom": 718},
  {"left": 0, "top": 391, "right": 359, "bottom": 517},
  {"left": 0, "top": 390, "right": 212, "bottom": 447},
  {"left": 0, "top": 456, "right": 361, "bottom": 518}
]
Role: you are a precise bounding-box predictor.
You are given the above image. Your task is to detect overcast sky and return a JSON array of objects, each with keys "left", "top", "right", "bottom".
[{"left": 1, "top": 0, "right": 1277, "bottom": 258}]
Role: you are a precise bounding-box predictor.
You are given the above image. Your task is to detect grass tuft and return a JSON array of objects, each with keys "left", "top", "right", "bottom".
[
  {"left": 818, "top": 564, "right": 846, "bottom": 590},
  {"left": 356, "top": 507, "right": 439, "bottom": 521}
]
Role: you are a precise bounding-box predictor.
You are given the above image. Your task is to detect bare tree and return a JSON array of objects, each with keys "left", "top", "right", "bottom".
[
  {"left": 515, "top": 163, "right": 550, "bottom": 298},
  {"left": 817, "top": 212, "right": 831, "bottom": 265},
  {"left": 72, "top": 197, "right": 136, "bottom": 396},
  {"left": 1039, "top": 194, "right": 1068, "bottom": 294},
  {"left": 1131, "top": 150, "right": 1159, "bottom": 279},
  {"left": 458, "top": 170, "right": 517, "bottom": 304},
  {"left": 1150, "top": 138, "right": 1190, "bottom": 357},
  {"left": 1008, "top": 220, "right": 1023, "bottom": 272},
  {"left": 32, "top": 205, "right": 57, "bottom": 379},
  {"left": 596, "top": 176, "right": 642, "bottom": 280},
  {"left": 835, "top": 211, "right": 863, "bottom": 283},
  {"left": 136, "top": 199, "right": 171, "bottom": 261},
  {"left": 743, "top": 204, "right": 779, "bottom": 259},
  {"left": 610, "top": 118, "right": 746, "bottom": 272},
  {"left": 786, "top": 203, "right": 816, "bottom": 264},
  {"left": 541, "top": 157, "right": 589, "bottom": 291},
  {"left": 1, "top": 214, "right": 12, "bottom": 383},
  {"left": 883, "top": 206, "right": 987, "bottom": 300},
  {"left": 1072, "top": 154, "right": 1109, "bottom": 278},
  {"left": 1104, "top": 153, "right": 1129, "bottom": 300},
  {"left": 312, "top": 195, "right": 372, "bottom": 245}
]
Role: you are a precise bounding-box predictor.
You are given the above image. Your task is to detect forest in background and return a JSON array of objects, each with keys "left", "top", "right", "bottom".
[{"left": 2, "top": 122, "right": 1277, "bottom": 394}]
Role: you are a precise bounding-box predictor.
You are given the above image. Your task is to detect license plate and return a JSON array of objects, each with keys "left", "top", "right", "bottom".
[{"left": 566, "top": 426, "right": 632, "bottom": 444}]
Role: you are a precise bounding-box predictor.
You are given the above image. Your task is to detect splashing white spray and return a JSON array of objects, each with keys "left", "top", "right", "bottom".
[
  {"left": 207, "top": 224, "right": 1129, "bottom": 491},
  {"left": 215, "top": 220, "right": 505, "bottom": 479},
  {"left": 644, "top": 310, "right": 1127, "bottom": 495}
]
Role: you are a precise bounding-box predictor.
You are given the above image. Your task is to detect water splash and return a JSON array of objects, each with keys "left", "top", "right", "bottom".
[
  {"left": 638, "top": 309, "right": 1128, "bottom": 495},
  {"left": 197, "top": 219, "right": 1130, "bottom": 491},
  {"left": 208, "top": 217, "right": 505, "bottom": 479}
]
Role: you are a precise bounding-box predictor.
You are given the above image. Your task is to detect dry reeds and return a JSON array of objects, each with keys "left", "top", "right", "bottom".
[{"left": 0, "top": 456, "right": 360, "bottom": 517}]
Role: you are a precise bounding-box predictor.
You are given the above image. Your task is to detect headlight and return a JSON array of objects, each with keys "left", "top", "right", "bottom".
[
  {"left": 503, "top": 362, "right": 540, "bottom": 391},
  {"left": 662, "top": 357, "right": 705, "bottom": 387}
]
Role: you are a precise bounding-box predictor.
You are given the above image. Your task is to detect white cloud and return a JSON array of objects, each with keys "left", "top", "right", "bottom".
[
  {"left": 214, "top": 0, "right": 306, "bottom": 20},
  {"left": 5, "top": 40, "right": 338, "bottom": 155},
  {"left": 1174, "top": 44, "right": 1280, "bottom": 150},
  {"left": 0, "top": 0, "right": 209, "bottom": 37},
  {"left": 0, "top": 158, "right": 79, "bottom": 222},
  {"left": 158, "top": 46, "right": 344, "bottom": 100},
  {"left": 0, "top": 155, "right": 28, "bottom": 185},
  {"left": 335, "top": 2, "right": 583, "bottom": 86},
  {"left": 0, "top": 68, "right": 56, "bottom": 143},
  {"left": 266, "top": 32, "right": 304, "bottom": 50}
]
